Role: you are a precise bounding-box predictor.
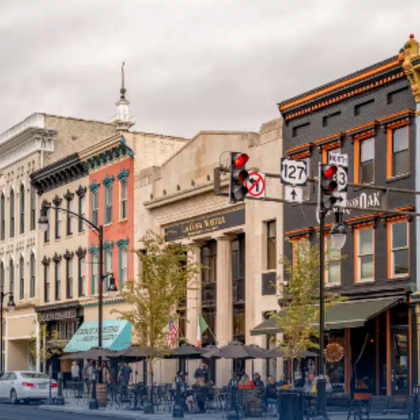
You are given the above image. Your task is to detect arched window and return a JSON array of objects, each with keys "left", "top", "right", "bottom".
[
  {"left": 9, "top": 259, "right": 14, "bottom": 295},
  {"left": 9, "top": 189, "right": 14, "bottom": 238},
  {"left": 19, "top": 256, "right": 24, "bottom": 300},
  {"left": 0, "top": 193, "right": 5, "bottom": 241},
  {"left": 30, "top": 253, "right": 35, "bottom": 298},
  {"left": 19, "top": 184, "right": 25, "bottom": 235}
]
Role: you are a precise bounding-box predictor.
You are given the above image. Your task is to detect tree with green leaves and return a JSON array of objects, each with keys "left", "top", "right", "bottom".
[
  {"left": 113, "top": 231, "right": 202, "bottom": 409},
  {"left": 273, "top": 238, "right": 345, "bottom": 384}
]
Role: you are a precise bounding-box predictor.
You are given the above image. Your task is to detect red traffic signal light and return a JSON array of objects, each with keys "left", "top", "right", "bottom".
[
  {"left": 234, "top": 154, "right": 249, "bottom": 168},
  {"left": 323, "top": 165, "right": 337, "bottom": 179},
  {"left": 321, "top": 165, "right": 339, "bottom": 209}
]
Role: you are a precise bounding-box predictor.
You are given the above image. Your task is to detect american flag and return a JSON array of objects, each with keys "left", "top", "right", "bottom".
[{"left": 167, "top": 319, "right": 179, "bottom": 349}]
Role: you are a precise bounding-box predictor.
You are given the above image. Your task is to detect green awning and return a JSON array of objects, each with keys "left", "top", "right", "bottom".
[{"left": 251, "top": 297, "right": 402, "bottom": 336}]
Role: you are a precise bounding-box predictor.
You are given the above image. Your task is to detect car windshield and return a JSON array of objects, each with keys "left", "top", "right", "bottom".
[{"left": 20, "top": 372, "right": 49, "bottom": 379}]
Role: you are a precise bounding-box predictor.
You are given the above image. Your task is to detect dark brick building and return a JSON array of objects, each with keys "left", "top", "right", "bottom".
[{"left": 278, "top": 51, "right": 417, "bottom": 399}]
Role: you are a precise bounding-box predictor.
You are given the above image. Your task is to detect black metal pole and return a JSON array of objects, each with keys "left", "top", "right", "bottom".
[
  {"left": 89, "top": 374, "right": 98, "bottom": 410},
  {"left": 227, "top": 377, "right": 239, "bottom": 420},
  {"left": 98, "top": 226, "right": 104, "bottom": 384},
  {"left": 172, "top": 376, "right": 184, "bottom": 417},
  {"left": 316, "top": 163, "right": 328, "bottom": 420},
  {"left": 56, "top": 372, "right": 65, "bottom": 405}
]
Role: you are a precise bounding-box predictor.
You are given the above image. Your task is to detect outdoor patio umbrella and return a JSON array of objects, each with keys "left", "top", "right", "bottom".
[
  {"left": 108, "top": 345, "right": 161, "bottom": 361},
  {"left": 167, "top": 343, "right": 207, "bottom": 359},
  {"left": 202, "top": 340, "right": 267, "bottom": 360},
  {"left": 61, "top": 347, "right": 116, "bottom": 361}
]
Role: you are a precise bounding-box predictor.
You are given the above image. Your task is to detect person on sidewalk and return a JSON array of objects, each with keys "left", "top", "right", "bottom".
[
  {"left": 194, "top": 363, "right": 208, "bottom": 383},
  {"left": 118, "top": 361, "right": 133, "bottom": 386},
  {"left": 71, "top": 361, "right": 80, "bottom": 382}
]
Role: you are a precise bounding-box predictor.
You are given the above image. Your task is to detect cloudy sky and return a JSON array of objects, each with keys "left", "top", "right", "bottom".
[{"left": 0, "top": 0, "right": 418, "bottom": 138}]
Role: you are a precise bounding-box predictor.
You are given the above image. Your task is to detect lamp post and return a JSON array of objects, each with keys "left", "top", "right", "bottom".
[
  {"left": 317, "top": 165, "right": 347, "bottom": 420},
  {"left": 172, "top": 374, "right": 184, "bottom": 418},
  {"left": 227, "top": 375, "right": 239, "bottom": 420},
  {"left": 0, "top": 290, "right": 15, "bottom": 374},
  {"left": 38, "top": 202, "right": 118, "bottom": 385}
]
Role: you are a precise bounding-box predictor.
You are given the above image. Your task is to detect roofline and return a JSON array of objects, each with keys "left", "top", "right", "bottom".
[{"left": 279, "top": 54, "right": 402, "bottom": 113}]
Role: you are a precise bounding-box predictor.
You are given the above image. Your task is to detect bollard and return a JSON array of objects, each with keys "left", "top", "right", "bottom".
[
  {"left": 56, "top": 372, "right": 65, "bottom": 406},
  {"left": 45, "top": 365, "right": 55, "bottom": 405},
  {"left": 89, "top": 373, "right": 98, "bottom": 410}
]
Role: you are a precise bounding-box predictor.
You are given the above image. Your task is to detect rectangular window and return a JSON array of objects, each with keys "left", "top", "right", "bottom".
[
  {"left": 357, "top": 228, "right": 374, "bottom": 282},
  {"left": 19, "top": 258, "right": 24, "bottom": 300},
  {"left": 120, "top": 179, "right": 128, "bottom": 220},
  {"left": 92, "top": 254, "right": 99, "bottom": 295},
  {"left": 10, "top": 190, "right": 14, "bottom": 238},
  {"left": 9, "top": 262, "right": 14, "bottom": 295},
  {"left": 105, "top": 250, "right": 112, "bottom": 291},
  {"left": 322, "top": 111, "right": 341, "bottom": 127},
  {"left": 67, "top": 199, "right": 73, "bottom": 235},
  {"left": 326, "top": 238, "right": 340, "bottom": 286},
  {"left": 0, "top": 194, "right": 5, "bottom": 241},
  {"left": 44, "top": 265, "right": 50, "bottom": 303},
  {"left": 55, "top": 261, "right": 61, "bottom": 301},
  {"left": 92, "top": 191, "right": 99, "bottom": 226},
  {"left": 390, "top": 221, "right": 409, "bottom": 277},
  {"left": 44, "top": 209, "right": 50, "bottom": 243},
  {"left": 267, "top": 221, "right": 277, "bottom": 270},
  {"left": 55, "top": 207, "right": 61, "bottom": 239},
  {"left": 389, "top": 126, "right": 409, "bottom": 178},
  {"left": 30, "top": 254, "right": 35, "bottom": 298},
  {"left": 354, "top": 98, "right": 375, "bottom": 116},
  {"left": 292, "top": 122, "right": 310, "bottom": 138},
  {"left": 120, "top": 248, "right": 128, "bottom": 287},
  {"left": 105, "top": 185, "right": 113, "bottom": 224},
  {"left": 66, "top": 259, "right": 73, "bottom": 299},
  {"left": 30, "top": 187, "right": 36, "bottom": 231},
  {"left": 359, "top": 138, "right": 374, "bottom": 184},
  {"left": 19, "top": 186, "right": 25, "bottom": 235},
  {"left": 79, "top": 256, "right": 86, "bottom": 297},
  {"left": 79, "top": 195, "right": 86, "bottom": 232}
]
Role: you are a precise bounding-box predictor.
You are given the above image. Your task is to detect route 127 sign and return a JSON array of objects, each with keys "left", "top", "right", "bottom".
[
  {"left": 280, "top": 158, "right": 308, "bottom": 186},
  {"left": 245, "top": 172, "right": 266, "bottom": 199}
]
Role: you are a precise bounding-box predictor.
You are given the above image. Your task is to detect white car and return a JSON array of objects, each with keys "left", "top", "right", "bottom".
[{"left": 0, "top": 371, "right": 58, "bottom": 404}]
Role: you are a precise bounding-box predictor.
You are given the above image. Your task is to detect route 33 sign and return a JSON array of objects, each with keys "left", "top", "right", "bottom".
[{"left": 280, "top": 158, "right": 308, "bottom": 186}]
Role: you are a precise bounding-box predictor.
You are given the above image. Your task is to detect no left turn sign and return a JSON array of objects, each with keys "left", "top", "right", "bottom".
[{"left": 245, "top": 172, "right": 266, "bottom": 199}]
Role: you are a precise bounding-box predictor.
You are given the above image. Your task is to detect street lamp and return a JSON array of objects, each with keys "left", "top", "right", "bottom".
[
  {"left": 38, "top": 201, "right": 118, "bottom": 384},
  {"left": 0, "top": 291, "right": 15, "bottom": 373}
]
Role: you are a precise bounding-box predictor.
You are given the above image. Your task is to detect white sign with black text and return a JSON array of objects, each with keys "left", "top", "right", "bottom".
[
  {"left": 280, "top": 158, "right": 308, "bottom": 186},
  {"left": 328, "top": 152, "right": 349, "bottom": 168}
]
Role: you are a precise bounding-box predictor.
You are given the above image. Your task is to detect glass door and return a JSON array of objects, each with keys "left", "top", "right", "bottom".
[{"left": 392, "top": 327, "right": 409, "bottom": 395}]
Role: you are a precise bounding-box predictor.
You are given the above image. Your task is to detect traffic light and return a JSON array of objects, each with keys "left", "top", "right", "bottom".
[
  {"left": 320, "top": 165, "right": 338, "bottom": 209},
  {"left": 229, "top": 152, "right": 249, "bottom": 203}
]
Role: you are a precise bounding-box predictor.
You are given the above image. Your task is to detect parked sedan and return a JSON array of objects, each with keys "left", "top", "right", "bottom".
[{"left": 0, "top": 371, "right": 58, "bottom": 404}]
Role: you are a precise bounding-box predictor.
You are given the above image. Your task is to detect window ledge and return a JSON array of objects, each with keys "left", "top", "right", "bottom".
[
  {"left": 388, "top": 275, "right": 410, "bottom": 281},
  {"left": 326, "top": 284, "right": 341, "bottom": 289},
  {"left": 118, "top": 219, "right": 128, "bottom": 224},
  {"left": 355, "top": 280, "right": 375, "bottom": 285},
  {"left": 104, "top": 223, "right": 112, "bottom": 228},
  {"left": 386, "top": 173, "right": 410, "bottom": 183}
]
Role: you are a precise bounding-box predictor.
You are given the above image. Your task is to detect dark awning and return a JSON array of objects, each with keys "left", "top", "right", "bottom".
[{"left": 251, "top": 297, "right": 403, "bottom": 336}]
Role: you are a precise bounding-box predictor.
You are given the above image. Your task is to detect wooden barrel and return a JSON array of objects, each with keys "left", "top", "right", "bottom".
[{"left": 89, "top": 383, "right": 108, "bottom": 407}]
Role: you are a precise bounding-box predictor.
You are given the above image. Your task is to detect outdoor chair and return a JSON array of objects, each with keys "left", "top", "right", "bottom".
[
  {"left": 361, "top": 395, "right": 412, "bottom": 419},
  {"left": 237, "top": 389, "right": 264, "bottom": 418},
  {"left": 326, "top": 393, "right": 363, "bottom": 420}
]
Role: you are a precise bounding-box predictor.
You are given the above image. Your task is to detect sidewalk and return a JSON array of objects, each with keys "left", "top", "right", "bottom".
[{"left": 38, "top": 401, "right": 353, "bottom": 420}]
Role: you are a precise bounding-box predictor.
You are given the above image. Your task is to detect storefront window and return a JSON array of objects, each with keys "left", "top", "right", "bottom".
[{"left": 325, "top": 332, "right": 345, "bottom": 391}]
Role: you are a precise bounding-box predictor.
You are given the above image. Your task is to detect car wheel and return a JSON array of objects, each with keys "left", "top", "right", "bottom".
[{"left": 10, "top": 389, "right": 18, "bottom": 405}]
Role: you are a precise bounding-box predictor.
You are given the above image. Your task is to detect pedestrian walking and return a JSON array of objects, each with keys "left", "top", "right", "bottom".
[{"left": 71, "top": 361, "right": 80, "bottom": 381}]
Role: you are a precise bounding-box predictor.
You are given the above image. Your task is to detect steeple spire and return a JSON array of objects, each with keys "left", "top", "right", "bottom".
[{"left": 112, "top": 62, "right": 135, "bottom": 131}]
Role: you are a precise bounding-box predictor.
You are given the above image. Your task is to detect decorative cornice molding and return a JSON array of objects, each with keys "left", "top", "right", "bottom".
[
  {"left": 285, "top": 142, "right": 313, "bottom": 159},
  {"left": 52, "top": 195, "right": 62, "bottom": 206},
  {"left": 88, "top": 244, "right": 99, "bottom": 254},
  {"left": 63, "top": 189, "right": 74, "bottom": 201},
  {"left": 104, "top": 240, "right": 114, "bottom": 252},
  {"left": 378, "top": 109, "right": 414, "bottom": 131},
  {"left": 102, "top": 174, "right": 115, "bottom": 187},
  {"left": 75, "top": 185, "right": 87, "bottom": 197},
  {"left": 117, "top": 168, "right": 130, "bottom": 181},
  {"left": 75, "top": 247, "right": 86, "bottom": 258},
  {"left": 89, "top": 180, "right": 100, "bottom": 193},
  {"left": 41, "top": 256, "right": 51, "bottom": 266},
  {"left": 63, "top": 250, "right": 74, "bottom": 260},
  {"left": 52, "top": 253, "right": 62, "bottom": 263},
  {"left": 314, "top": 133, "right": 345, "bottom": 151},
  {"left": 116, "top": 237, "right": 129, "bottom": 248}
]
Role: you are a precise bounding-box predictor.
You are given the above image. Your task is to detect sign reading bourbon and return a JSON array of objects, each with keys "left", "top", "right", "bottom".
[{"left": 165, "top": 209, "right": 245, "bottom": 241}]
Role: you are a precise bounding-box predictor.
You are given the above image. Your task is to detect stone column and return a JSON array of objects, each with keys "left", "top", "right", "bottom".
[
  {"left": 186, "top": 244, "right": 202, "bottom": 384},
  {"left": 216, "top": 236, "right": 233, "bottom": 386}
]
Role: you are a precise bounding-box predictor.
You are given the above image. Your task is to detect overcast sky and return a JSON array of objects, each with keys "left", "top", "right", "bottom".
[{"left": 0, "top": 0, "right": 418, "bottom": 138}]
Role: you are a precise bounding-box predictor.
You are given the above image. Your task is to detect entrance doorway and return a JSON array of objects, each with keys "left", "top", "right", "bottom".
[{"left": 391, "top": 327, "right": 409, "bottom": 395}]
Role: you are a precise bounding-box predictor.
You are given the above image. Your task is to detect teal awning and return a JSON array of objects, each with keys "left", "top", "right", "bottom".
[
  {"left": 64, "top": 319, "right": 131, "bottom": 353},
  {"left": 250, "top": 297, "right": 402, "bottom": 336}
]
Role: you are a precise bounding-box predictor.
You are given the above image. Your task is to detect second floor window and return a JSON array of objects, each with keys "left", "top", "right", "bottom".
[
  {"left": 44, "top": 264, "right": 50, "bottom": 302},
  {"left": 19, "top": 256, "right": 24, "bottom": 300},
  {"left": 390, "top": 221, "right": 409, "bottom": 277},
  {"left": 359, "top": 138, "right": 374, "bottom": 184},
  {"left": 120, "top": 248, "right": 128, "bottom": 288},
  {"left": 267, "top": 221, "right": 277, "bottom": 270},
  {"left": 326, "top": 239, "right": 340, "bottom": 286},
  {"left": 9, "top": 259, "right": 14, "bottom": 295},
  {"left": 19, "top": 184, "right": 25, "bottom": 235},
  {"left": 79, "top": 194, "right": 86, "bottom": 232},
  {"left": 0, "top": 193, "right": 5, "bottom": 241},
  {"left": 357, "top": 228, "right": 374, "bottom": 282},
  {"left": 120, "top": 179, "right": 128, "bottom": 220},
  {"left": 0, "top": 262, "right": 4, "bottom": 291},
  {"left": 30, "top": 253, "right": 35, "bottom": 298},
  {"left": 105, "top": 185, "right": 113, "bottom": 224},
  {"left": 44, "top": 208, "right": 50, "bottom": 243},
  {"left": 92, "top": 190, "right": 99, "bottom": 226},
  {"left": 66, "top": 259, "right": 73, "bottom": 299},
  {"left": 391, "top": 126, "right": 409, "bottom": 177},
  {"left": 105, "top": 250, "right": 112, "bottom": 291},
  {"left": 55, "top": 260, "right": 61, "bottom": 301},
  {"left": 92, "top": 253, "right": 99, "bottom": 295},
  {"left": 67, "top": 198, "right": 73, "bottom": 235},
  {"left": 30, "top": 187, "right": 36, "bottom": 231},
  {"left": 55, "top": 207, "right": 61, "bottom": 239},
  {"left": 10, "top": 189, "right": 14, "bottom": 238},
  {"left": 79, "top": 256, "right": 86, "bottom": 297}
]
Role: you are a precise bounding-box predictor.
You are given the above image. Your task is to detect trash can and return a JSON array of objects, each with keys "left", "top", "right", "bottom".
[{"left": 278, "top": 392, "right": 304, "bottom": 420}]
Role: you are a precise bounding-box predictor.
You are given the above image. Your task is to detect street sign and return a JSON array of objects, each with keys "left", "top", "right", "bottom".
[
  {"left": 336, "top": 166, "right": 348, "bottom": 192},
  {"left": 245, "top": 172, "right": 266, "bottom": 199},
  {"left": 333, "top": 192, "right": 347, "bottom": 208},
  {"left": 280, "top": 158, "right": 308, "bottom": 186},
  {"left": 284, "top": 185, "right": 303, "bottom": 203},
  {"left": 328, "top": 152, "right": 348, "bottom": 167}
]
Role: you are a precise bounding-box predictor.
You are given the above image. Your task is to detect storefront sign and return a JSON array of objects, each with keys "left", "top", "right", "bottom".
[
  {"left": 165, "top": 209, "right": 245, "bottom": 241},
  {"left": 42, "top": 308, "right": 77, "bottom": 321}
]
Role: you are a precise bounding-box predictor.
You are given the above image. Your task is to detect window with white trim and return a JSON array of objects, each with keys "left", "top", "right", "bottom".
[
  {"left": 325, "top": 239, "right": 340, "bottom": 286},
  {"left": 55, "top": 260, "right": 61, "bottom": 301},
  {"left": 390, "top": 221, "right": 409, "bottom": 277},
  {"left": 79, "top": 256, "right": 86, "bottom": 297},
  {"left": 30, "top": 253, "right": 35, "bottom": 298},
  {"left": 19, "top": 184, "right": 25, "bottom": 235},
  {"left": 9, "top": 189, "right": 14, "bottom": 238},
  {"left": 392, "top": 127, "right": 409, "bottom": 177},
  {"left": 92, "top": 253, "right": 99, "bottom": 295},
  {"left": 105, "top": 184, "right": 113, "bottom": 224},
  {"left": 120, "top": 179, "right": 128, "bottom": 220},
  {"left": 357, "top": 228, "right": 374, "bottom": 282},
  {"left": 359, "top": 138, "right": 374, "bottom": 184},
  {"left": 120, "top": 248, "right": 128, "bottom": 285},
  {"left": 92, "top": 190, "right": 99, "bottom": 226}
]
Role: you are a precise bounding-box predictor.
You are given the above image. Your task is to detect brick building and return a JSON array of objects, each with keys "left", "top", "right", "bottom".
[{"left": 254, "top": 40, "right": 419, "bottom": 398}]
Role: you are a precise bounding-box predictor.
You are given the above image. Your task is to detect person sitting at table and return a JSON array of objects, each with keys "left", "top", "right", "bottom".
[
  {"left": 264, "top": 376, "right": 278, "bottom": 413},
  {"left": 192, "top": 377, "right": 208, "bottom": 413},
  {"left": 238, "top": 374, "right": 256, "bottom": 390},
  {"left": 253, "top": 373, "right": 265, "bottom": 390},
  {"left": 303, "top": 373, "right": 316, "bottom": 393},
  {"left": 310, "top": 375, "right": 333, "bottom": 394}
]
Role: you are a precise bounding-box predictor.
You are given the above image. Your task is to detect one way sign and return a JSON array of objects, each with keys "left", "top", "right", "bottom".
[{"left": 285, "top": 185, "right": 303, "bottom": 203}]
